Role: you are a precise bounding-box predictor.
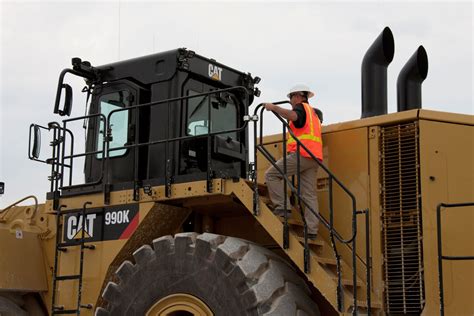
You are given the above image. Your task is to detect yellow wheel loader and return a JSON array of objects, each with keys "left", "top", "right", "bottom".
[{"left": 1, "top": 27, "right": 472, "bottom": 316}]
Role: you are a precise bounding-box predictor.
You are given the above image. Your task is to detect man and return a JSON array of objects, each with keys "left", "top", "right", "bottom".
[{"left": 264, "top": 84, "right": 322, "bottom": 240}]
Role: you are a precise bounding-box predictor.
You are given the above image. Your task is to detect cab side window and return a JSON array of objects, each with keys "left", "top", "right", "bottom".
[
  {"left": 96, "top": 91, "right": 130, "bottom": 158},
  {"left": 186, "top": 90, "right": 237, "bottom": 139}
]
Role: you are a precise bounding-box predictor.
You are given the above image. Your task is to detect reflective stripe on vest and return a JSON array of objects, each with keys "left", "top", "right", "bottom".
[
  {"left": 288, "top": 134, "right": 321, "bottom": 143},
  {"left": 287, "top": 102, "right": 323, "bottom": 160}
]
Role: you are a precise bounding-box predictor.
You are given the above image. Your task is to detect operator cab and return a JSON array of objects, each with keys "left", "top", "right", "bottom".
[{"left": 30, "top": 49, "right": 259, "bottom": 203}]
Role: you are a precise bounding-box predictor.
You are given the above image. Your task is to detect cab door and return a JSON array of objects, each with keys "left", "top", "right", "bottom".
[
  {"left": 179, "top": 78, "right": 246, "bottom": 180},
  {"left": 84, "top": 83, "right": 138, "bottom": 185}
]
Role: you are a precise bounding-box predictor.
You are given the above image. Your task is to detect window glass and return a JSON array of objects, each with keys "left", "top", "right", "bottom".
[
  {"left": 96, "top": 91, "right": 130, "bottom": 158},
  {"left": 186, "top": 90, "right": 237, "bottom": 139}
]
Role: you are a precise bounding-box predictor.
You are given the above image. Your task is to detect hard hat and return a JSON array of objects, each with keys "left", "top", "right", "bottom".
[{"left": 287, "top": 84, "right": 315, "bottom": 99}]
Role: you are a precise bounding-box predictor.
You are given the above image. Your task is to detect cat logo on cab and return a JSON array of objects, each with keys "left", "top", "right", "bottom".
[{"left": 208, "top": 64, "right": 222, "bottom": 81}]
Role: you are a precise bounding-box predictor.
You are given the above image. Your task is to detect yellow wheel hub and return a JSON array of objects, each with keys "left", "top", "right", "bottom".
[{"left": 146, "top": 293, "right": 213, "bottom": 316}]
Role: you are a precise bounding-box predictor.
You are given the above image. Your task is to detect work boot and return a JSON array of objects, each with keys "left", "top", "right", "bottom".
[
  {"left": 273, "top": 207, "right": 291, "bottom": 218},
  {"left": 307, "top": 233, "right": 318, "bottom": 241}
]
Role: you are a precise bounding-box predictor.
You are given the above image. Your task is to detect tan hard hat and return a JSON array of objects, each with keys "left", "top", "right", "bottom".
[{"left": 287, "top": 84, "right": 315, "bottom": 98}]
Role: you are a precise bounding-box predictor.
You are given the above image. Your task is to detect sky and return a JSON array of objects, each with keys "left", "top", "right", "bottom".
[{"left": 0, "top": 1, "right": 472, "bottom": 208}]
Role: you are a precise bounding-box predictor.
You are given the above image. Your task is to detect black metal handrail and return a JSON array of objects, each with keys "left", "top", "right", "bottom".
[
  {"left": 60, "top": 113, "right": 107, "bottom": 189},
  {"left": 47, "top": 122, "right": 77, "bottom": 204},
  {"left": 102, "top": 86, "right": 250, "bottom": 199},
  {"left": 437, "top": 202, "right": 474, "bottom": 316},
  {"left": 252, "top": 102, "right": 372, "bottom": 314},
  {"left": 50, "top": 86, "right": 251, "bottom": 197}
]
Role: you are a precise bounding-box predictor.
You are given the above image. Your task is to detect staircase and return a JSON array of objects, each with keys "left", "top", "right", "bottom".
[
  {"left": 232, "top": 181, "right": 383, "bottom": 315},
  {"left": 241, "top": 103, "right": 383, "bottom": 314}
]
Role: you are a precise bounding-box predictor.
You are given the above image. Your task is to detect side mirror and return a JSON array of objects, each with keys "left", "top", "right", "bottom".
[
  {"left": 58, "top": 84, "right": 73, "bottom": 116},
  {"left": 0, "top": 182, "right": 4, "bottom": 195},
  {"left": 29, "top": 124, "right": 41, "bottom": 159}
]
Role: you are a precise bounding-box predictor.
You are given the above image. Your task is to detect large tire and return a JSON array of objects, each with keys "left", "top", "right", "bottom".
[
  {"left": 0, "top": 295, "right": 28, "bottom": 316},
  {"left": 96, "top": 233, "right": 320, "bottom": 316}
]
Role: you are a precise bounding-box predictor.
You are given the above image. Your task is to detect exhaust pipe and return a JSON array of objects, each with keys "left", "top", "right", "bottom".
[
  {"left": 361, "top": 27, "right": 395, "bottom": 118},
  {"left": 397, "top": 46, "right": 428, "bottom": 111}
]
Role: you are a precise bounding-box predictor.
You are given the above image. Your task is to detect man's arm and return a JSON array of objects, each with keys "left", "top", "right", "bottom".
[{"left": 264, "top": 103, "right": 298, "bottom": 121}]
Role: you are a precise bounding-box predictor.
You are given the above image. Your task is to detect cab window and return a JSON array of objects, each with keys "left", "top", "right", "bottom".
[
  {"left": 186, "top": 90, "right": 237, "bottom": 139},
  {"left": 96, "top": 91, "right": 130, "bottom": 158}
]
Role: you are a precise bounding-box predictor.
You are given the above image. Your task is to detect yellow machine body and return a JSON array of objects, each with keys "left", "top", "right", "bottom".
[{"left": 1, "top": 109, "right": 472, "bottom": 315}]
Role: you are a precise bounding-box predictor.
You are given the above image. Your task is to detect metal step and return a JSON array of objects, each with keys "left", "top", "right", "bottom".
[
  {"left": 296, "top": 236, "right": 324, "bottom": 247},
  {"left": 354, "top": 299, "right": 383, "bottom": 309},
  {"left": 333, "top": 276, "right": 363, "bottom": 288},
  {"left": 52, "top": 311, "right": 78, "bottom": 315},
  {"left": 342, "top": 300, "right": 384, "bottom": 315},
  {"left": 57, "top": 241, "right": 95, "bottom": 249},
  {"left": 55, "top": 274, "right": 81, "bottom": 281},
  {"left": 313, "top": 255, "right": 338, "bottom": 265},
  {"left": 52, "top": 306, "right": 78, "bottom": 314},
  {"left": 244, "top": 180, "right": 268, "bottom": 195}
]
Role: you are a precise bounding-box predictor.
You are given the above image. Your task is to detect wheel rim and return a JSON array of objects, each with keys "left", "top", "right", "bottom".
[{"left": 146, "top": 293, "right": 213, "bottom": 316}]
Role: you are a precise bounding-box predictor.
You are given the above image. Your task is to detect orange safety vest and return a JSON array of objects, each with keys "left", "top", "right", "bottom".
[{"left": 287, "top": 102, "right": 323, "bottom": 160}]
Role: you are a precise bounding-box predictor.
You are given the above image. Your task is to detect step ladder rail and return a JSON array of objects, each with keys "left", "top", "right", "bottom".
[
  {"left": 253, "top": 103, "right": 308, "bottom": 253},
  {"left": 49, "top": 122, "right": 63, "bottom": 211},
  {"left": 252, "top": 101, "right": 292, "bottom": 248},
  {"left": 299, "top": 175, "right": 370, "bottom": 315},
  {"left": 253, "top": 110, "right": 342, "bottom": 284},
  {"left": 253, "top": 103, "right": 360, "bottom": 242},
  {"left": 293, "top": 148, "right": 364, "bottom": 314},
  {"left": 328, "top": 177, "right": 345, "bottom": 312},
  {"left": 253, "top": 102, "right": 373, "bottom": 314},
  {"left": 282, "top": 122, "right": 290, "bottom": 249},
  {"left": 51, "top": 202, "right": 95, "bottom": 315},
  {"left": 360, "top": 208, "right": 372, "bottom": 316},
  {"left": 58, "top": 121, "right": 75, "bottom": 189},
  {"left": 76, "top": 201, "right": 93, "bottom": 314},
  {"left": 252, "top": 109, "right": 260, "bottom": 216},
  {"left": 51, "top": 204, "right": 68, "bottom": 314}
]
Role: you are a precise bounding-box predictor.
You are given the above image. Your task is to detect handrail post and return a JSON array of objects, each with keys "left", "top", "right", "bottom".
[
  {"left": 253, "top": 109, "right": 259, "bottom": 216},
  {"left": 133, "top": 104, "right": 140, "bottom": 201},
  {"left": 282, "top": 123, "right": 289, "bottom": 249},
  {"left": 437, "top": 204, "right": 445, "bottom": 316},
  {"left": 352, "top": 202, "right": 358, "bottom": 315},
  {"left": 206, "top": 93, "right": 213, "bottom": 193},
  {"left": 296, "top": 143, "right": 310, "bottom": 273},
  {"left": 104, "top": 114, "right": 111, "bottom": 204},
  {"left": 365, "top": 209, "right": 372, "bottom": 315},
  {"left": 329, "top": 176, "right": 343, "bottom": 312},
  {"left": 68, "top": 129, "right": 74, "bottom": 187},
  {"left": 50, "top": 126, "right": 55, "bottom": 194},
  {"left": 60, "top": 121, "right": 67, "bottom": 190},
  {"left": 165, "top": 100, "right": 171, "bottom": 198}
]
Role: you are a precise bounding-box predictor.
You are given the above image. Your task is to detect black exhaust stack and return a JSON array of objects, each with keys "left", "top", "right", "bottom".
[
  {"left": 397, "top": 46, "right": 428, "bottom": 111},
  {"left": 361, "top": 27, "right": 395, "bottom": 118}
]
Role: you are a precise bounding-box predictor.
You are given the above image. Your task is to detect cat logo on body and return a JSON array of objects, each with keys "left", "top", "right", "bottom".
[
  {"left": 66, "top": 214, "right": 97, "bottom": 240},
  {"left": 208, "top": 64, "right": 222, "bottom": 81},
  {"left": 63, "top": 205, "right": 139, "bottom": 244}
]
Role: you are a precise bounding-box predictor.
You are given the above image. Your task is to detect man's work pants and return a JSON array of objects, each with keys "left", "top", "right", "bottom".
[{"left": 264, "top": 152, "right": 320, "bottom": 235}]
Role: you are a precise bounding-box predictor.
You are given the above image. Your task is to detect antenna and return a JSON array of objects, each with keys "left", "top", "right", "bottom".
[{"left": 118, "top": 0, "right": 121, "bottom": 60}]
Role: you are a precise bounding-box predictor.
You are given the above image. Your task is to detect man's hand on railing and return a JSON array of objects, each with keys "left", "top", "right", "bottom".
[
  {"left": 263, "top": 103, "right": 276, "bottom": 111},
  {"left": 263, "top": 103, "right": 298, "bottom": 121}
]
